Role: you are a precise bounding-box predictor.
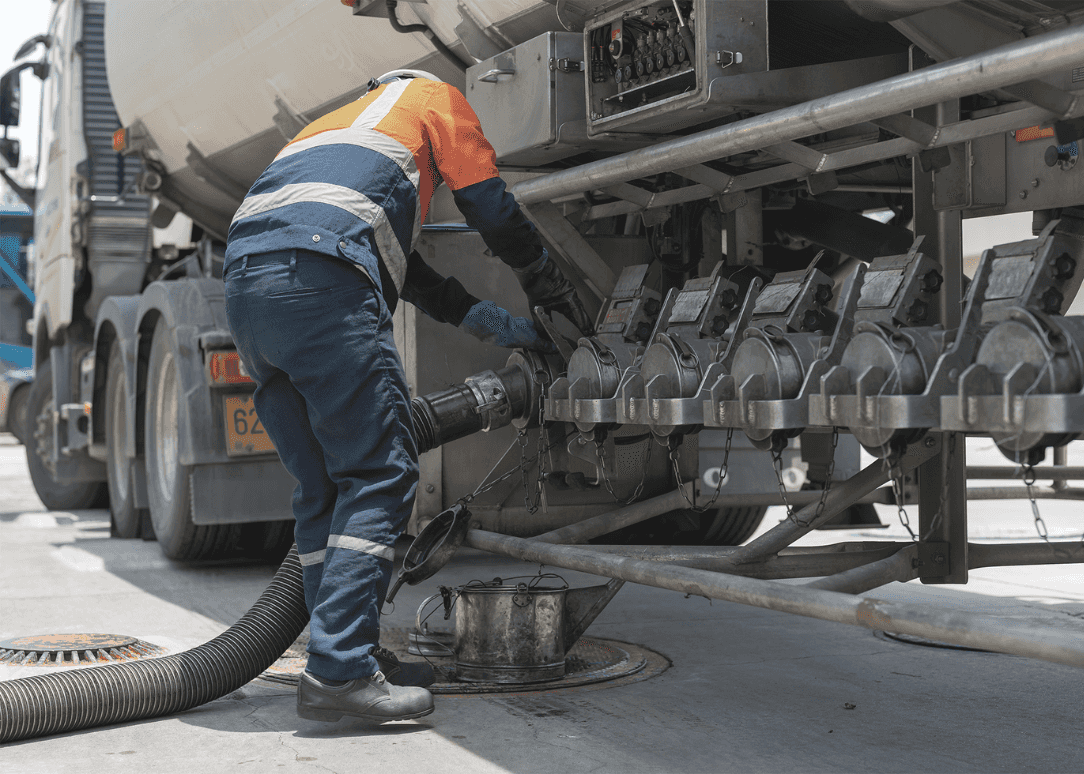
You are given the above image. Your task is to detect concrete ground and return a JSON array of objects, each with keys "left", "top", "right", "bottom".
[{"left": 2, "top": 432, "right": 1084, "bottom": 774}]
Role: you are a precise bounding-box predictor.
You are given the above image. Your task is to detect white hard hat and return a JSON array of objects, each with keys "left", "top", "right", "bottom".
[{"left": 368, "top": 69, "right": 442, "bottom": 92}]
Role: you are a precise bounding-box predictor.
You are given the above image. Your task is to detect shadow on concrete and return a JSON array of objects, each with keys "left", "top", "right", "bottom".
[{"left": 0, "top": 509, "right": 108, "bottom": 525}]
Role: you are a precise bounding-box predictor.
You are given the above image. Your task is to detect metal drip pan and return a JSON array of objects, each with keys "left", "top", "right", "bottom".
[{"left": 259, "top": 627, "right": 669, "bottom": 694}]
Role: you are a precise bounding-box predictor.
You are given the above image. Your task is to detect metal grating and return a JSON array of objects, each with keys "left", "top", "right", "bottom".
[{"left": 0, "top": 633, "right": 167, "bottom": 667}]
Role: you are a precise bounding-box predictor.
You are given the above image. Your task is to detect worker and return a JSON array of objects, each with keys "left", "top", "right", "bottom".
[{"left": 222, "top": 69, "right": 592, "bottom": 724}]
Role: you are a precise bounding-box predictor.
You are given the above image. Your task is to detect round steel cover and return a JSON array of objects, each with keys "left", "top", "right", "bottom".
[
  {"left": 259, "top": 628, "right": 669, "bottom": 695},
  {"left": 975, "top": 316, "right": 1084, "bottom": 459},
  {"left": 0, "top": 633, "right": 167, "bottom": 666}
]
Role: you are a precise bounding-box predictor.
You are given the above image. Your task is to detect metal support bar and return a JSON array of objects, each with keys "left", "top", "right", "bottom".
[
  {"left": 578, "top": 97, "right": 1083, "bottom": 222},
  {"left": 587, "top": 542, "right": 910, "bottom": 579},
  {"left": 674, "top": 164, "right": 734, "bottom": 191},
  {"left": 511, "top": 25, "right": 1084, "bottom": 205},
  {"left": 464, "top": 530, "right": 1084, "bottom": 669},
  {"left": 725, "top": 439, "right": 941, "bottom": 566},
  {"left": 765, "top": 141, "right": 829, "bottom": 171},
  {"left": 1053, "top": 444, "right": 1069, "bottom": 492},
  {"left": 558, "top": 540, "right": 1084, "bottom": 577},
  {"left": 520, "top": 201, "right": 616, "bottom": 302},
  {"left": 965, "top": 486, "right": 1084, "bottom": 500},
  {"left": 534, "top": 484, "right": 693, "bottom": 545},
  {"left": 1002, "top": 80, "right": 1079, "bottom": 118},
  {"left": 969, "top": 542, "right": 1084, "bottom": 568},
  {"left": 805, "top": 545, "right": 920, "bottom": 594},
  {"left": 967, "top": 466, "right": 1084, "bottom": 480},
  {"left": 871, "top": 113, "right": 939, "bottom": 145},
  {"left": 600, "top": 183, "right": 656, "bottom": 208}
]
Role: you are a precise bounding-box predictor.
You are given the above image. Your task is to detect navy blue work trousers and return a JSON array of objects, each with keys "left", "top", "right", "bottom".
[{"left": 224, "top": 248, "right": 418, "bottom": 681}]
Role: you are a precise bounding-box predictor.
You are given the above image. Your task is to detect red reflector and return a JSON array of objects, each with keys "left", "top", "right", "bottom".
[
  {"left": 112, "top": 128, "right": 126, "bottom": 152},
  {"left": 209, "top": 352, "right": 253, "bottom": 385},
  {"left": 1015, "top": 125, "right": 1055, "bottom": 142}
]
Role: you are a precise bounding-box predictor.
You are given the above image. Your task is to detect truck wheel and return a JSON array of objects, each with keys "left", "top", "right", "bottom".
[
  {"left": 105, "top": 339, "right": 147, "bottom": 538},
  {"left": 145, "top": 320, "right": 238, "bottom": 560},
  {"left": 24, "top": 359, "right": 108, "bottom": 510},
  {"left": 240, "top": 520, "right": 295, "bottom": 562},
  {"left": 699, "top": 506, "right": 769, "bottom": 545}
]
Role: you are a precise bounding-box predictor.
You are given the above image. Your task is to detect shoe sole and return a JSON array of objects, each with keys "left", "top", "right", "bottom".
[{"left": 297, "top": 704, "right": 435, "bottom": 723}]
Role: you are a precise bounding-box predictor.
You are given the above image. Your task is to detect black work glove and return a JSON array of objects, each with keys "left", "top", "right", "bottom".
[{"left": 513, "top": 250, "right": 593, "bottom": 337}]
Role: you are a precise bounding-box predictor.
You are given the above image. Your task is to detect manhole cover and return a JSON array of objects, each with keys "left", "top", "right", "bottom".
[
  {"left": 259, "top": 628, "right": 669, "bottom": 694},
  {"left": 0, "top": 633, "right": 167, "bottom": 666}
]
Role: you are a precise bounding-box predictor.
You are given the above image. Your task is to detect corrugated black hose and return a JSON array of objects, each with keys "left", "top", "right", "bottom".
[
  {"left": 0, "top": 379, "right": 509, "bottom": 743},
  {"left": 0, "top": 547, "right": 309, "bottom": 744}
]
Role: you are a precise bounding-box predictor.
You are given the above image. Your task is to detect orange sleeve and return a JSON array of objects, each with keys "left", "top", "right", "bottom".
[{"left": 423, "top": 82, "right": 500, "bottom": 191}]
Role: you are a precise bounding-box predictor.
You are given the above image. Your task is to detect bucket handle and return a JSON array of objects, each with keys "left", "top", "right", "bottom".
[{"left": 414, "top": 592, "right": 455, "bottom": 657}]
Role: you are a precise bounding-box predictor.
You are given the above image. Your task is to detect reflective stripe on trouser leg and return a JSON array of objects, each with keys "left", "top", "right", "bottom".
[{"left": 222, "top": 249, "right": 418, "bottom": 681}]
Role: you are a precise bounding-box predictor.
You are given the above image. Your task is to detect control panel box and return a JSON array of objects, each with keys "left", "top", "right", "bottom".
[
  {"left": 466, "top": 32, "right": 587, "bottom": 166},
  {"left": 584, "top": 0, "right": 908, "bottom": 135}
]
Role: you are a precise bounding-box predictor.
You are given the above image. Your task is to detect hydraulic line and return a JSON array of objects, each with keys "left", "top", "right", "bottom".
[{"left": 385, "top": 0, "right": 467, "bottom": 73}]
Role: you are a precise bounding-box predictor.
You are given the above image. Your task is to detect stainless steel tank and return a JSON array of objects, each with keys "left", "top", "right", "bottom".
[{"left": 104, "top": 0, "right": 564, "bottom": 236}]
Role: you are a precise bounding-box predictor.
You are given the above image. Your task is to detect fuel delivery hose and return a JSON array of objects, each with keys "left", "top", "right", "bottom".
[
  {"left": 0, "top": 364, "right": 530, "bottom": 743},
  {"left": 0, "top": 549, "right": 309, "bottom": 743}
]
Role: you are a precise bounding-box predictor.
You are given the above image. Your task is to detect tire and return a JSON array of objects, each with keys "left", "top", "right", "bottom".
[
  {"left": 699, "top": 506, "right": 769, "bottom": 545},
  {"left": 239, "top": 520, "right": 295, "bottom": 563},
  {"left": 105, "top": 339, "right": 147, "bottom": 538},
  {"left": 145, "top": 320, "right": 238, "bottom": 560},
  {"left": 589, "top": 503, "right": 767, "bottom": 546},
  {"left": 24, "top": 359, "right": 108, "bottom": 510}
]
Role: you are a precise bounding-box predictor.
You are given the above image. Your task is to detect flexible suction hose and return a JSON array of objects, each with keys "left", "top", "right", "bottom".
[
  {"left": 0, "top": 548, "right": 309, "bottom": 743},
  {"left": 0, "top": 360, "right": 536, "bottom": 743}
]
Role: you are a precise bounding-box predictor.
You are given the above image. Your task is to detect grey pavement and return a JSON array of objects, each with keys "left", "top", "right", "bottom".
[{"left": 2, "top": 433, "right": 1084, "bottom": 773}]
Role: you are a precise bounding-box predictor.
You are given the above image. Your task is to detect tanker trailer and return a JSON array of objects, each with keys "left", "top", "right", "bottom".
[
  {"left": 7, "top": 0, "right": 1084, "bottom": 745},
  {"left": 7, "top": 0, "right": 831, "bottom": 560},
  {"left": 15, "top": 0, "right": 1084, "bottom": 568}
]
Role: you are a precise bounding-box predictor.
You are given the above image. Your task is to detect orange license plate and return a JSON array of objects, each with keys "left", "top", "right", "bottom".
[{"left": 224, "top": 395, "right": 276, "bottom": 456}]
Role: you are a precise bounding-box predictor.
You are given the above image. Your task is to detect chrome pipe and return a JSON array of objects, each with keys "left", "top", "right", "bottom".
[
  {"left": 511, "top": 25, "right": 1084, "bottom": 205},
  {"left": 464, "top": 530, "right": 1084, "bottom": 668},
  {"left": 805, "top": 545, "right": 920, "bottom": 594}
]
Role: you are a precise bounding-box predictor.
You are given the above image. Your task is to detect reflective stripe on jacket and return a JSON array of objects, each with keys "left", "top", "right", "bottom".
[{"left": 225, "top": 78, "right": 544, "bottom": 298}]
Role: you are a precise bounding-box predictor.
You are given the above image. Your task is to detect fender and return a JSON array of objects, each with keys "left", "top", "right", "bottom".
[{"left": 133, "top": 278, "right": 294, "bottom": 524}]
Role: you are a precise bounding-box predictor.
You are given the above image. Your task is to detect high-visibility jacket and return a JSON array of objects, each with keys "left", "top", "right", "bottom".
[{"left": 225, "top": 78, "right": 544, "bottom": 306}]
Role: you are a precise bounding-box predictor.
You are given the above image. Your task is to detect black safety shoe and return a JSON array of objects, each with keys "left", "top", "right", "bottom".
[
  {"left": 297, "top": 670, "right": 434, "bottom": 723},
  {"left": 372, "top": 645, "right": 436, "bottom": 688}
]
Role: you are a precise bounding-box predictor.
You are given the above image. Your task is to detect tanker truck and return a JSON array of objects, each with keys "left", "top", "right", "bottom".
[{"left": 5, "top": 0, "right": 1084, "bottom": 578}]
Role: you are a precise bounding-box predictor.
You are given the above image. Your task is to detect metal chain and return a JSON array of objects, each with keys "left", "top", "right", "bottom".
[
  {"left": 770, "top": 429, "right": 839, "bottom": 529},
  {"left": 882, "top": 433, "right": 954, "bottom": 543},
  {"left": 771, "top": 446, "right": 798, "bottom": 524},
  {"left": 595, "top": 434, "right": 652, "bottom": 505},
  {"left": 519, "top": 429, "right": 541, "bottom": 514},
  {"left": 668, "top": 427, "right": 734, "bottom": 512},
  {"left": 885, "top": 453, "right": 918, "bottom": 541},
  {"left": 810, "top": 428, "right": 840, "bottom": 527},
  {"left": 463, "top": 430, "right": 569, "bottom": 507},
  {"left": 1023, "top": 465, "right": 1051, "bottom": 542},
  {"left": 520, "top": 370, "right": 551, "bottom": 514}
]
